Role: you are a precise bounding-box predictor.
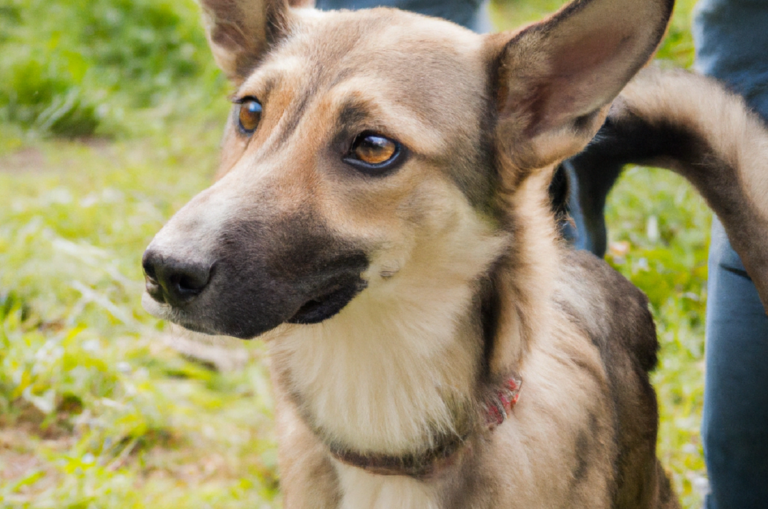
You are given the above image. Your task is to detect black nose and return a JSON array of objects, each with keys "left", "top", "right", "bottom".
[{"left": 142, "top": 249, "right": 212, "bottom": 307}]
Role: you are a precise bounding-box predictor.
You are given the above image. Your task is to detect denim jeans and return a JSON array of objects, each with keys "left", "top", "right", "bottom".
[
  {"left": 314, "top": 0, "right": 492, "bottom": 32},
  {"left": 700, "top": 220, "right": 768, "bottom": 509},
  {"left": 694, "top": 1, "right": 768, "bottom": 507}
]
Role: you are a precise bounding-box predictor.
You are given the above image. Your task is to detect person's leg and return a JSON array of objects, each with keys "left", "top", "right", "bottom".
[
  {"left": 314, "top": 0, "right": 492, "bottom": 32},
  {"left": 701, "top": 220, "right": 768, "bottom": 509},
  {"left": 693, "top": 0, "right": 768, "bottom": 115},
  {"left": 693, "top": 1, "right": 768, "bottom": 507}
]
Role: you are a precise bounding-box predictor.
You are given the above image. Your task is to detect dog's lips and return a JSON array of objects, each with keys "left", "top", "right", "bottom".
[
  {"left": 143, "top": 273, "right": 368, "bottom": 338},
  {"left": 142, "top": 291, "right": 225, "bottom": 336},
  {"left": 142, "top": 291, "right": 172, "bottom": 320},
  {"left": 288, "top": 276, "right": 368, "bottom": 325}
]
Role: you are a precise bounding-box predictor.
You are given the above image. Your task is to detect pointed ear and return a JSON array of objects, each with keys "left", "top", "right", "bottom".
[
  {"left": 489, "top": 0, "right": 674, "bottom": 171},
  {"left": 201, "top": 0, "right": 314, "bottom": 83}
]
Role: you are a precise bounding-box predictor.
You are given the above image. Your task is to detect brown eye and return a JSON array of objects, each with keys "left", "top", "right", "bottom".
[
  {"left": 238, "top": 98, "right": 262, "bottom": 134},
  {"left": 353, "top": 134, "right": 397, "bottom": 164},
  {"left": 344, "top": 132, "right": 404, "bottom": 175}
]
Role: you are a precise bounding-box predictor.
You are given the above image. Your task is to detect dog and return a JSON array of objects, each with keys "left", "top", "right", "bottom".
[{"left": 141, "top": 0, "right": 768, "bottom": 506}]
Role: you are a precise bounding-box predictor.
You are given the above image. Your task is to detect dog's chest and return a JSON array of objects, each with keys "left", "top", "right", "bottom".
[
  {"left": 335, "top": 463, "right": 440, "bottom": 509},
  {"left": 270, "top": 288, "right": 482, "bottom": 454}
]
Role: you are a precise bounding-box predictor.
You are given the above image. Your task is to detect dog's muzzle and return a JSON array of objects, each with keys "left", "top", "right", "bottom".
[{"left": 141, "top": 216, "right": 369, "bottom": 339}]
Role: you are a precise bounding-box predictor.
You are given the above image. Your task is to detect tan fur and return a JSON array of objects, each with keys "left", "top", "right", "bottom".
[{"left": 142, "top": 0, "right": 688, "bottom": 507}]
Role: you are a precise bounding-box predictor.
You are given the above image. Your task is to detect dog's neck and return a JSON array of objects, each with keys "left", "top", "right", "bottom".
[
  {"left": 269, "top": 271, "right": 494, "bottom": 457},
  {"left": 328, "top": 372, "right": 522, "bottom": 478},
  {"left": 267, "top": 228, "right": 515, "bottom": 456},
  {"left": 268, "top": 171, "right": 559, "bottom": 476}
]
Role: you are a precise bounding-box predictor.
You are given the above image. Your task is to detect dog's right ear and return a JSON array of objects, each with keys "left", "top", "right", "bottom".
[
  {"left": 487, "top": 0, "right": 674, "bottom": 174},
  {"left": 201, "top": 0, "right": 315, "bottom": 83}
]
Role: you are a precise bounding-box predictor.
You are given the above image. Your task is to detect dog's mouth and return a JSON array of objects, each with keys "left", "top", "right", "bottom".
[
  {"left": 143, "top": 271, "right": 369, "bottom": 339},
  {"left": 288, "top": 276, "right": 368, "bottom": 325},
  {"left": 142, "top": 216, "right": 370, "bottom": 339},
  {"left": 142, "top": 292, "right": 217, "bottom": 334}
]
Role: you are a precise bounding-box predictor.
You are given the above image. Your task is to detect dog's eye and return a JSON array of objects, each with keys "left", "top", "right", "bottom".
[
  {"left": 238, "top": 98, "right": 262, "bottom": 134},
  {"left": 352, "top": 134, "right": 396, "bottom": 164},
  {"left": 344, "top": 132, "right": 403, "bottom": 174}
]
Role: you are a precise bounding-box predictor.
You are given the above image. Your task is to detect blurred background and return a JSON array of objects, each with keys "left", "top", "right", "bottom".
[{"left": 0, "top": 0, "right": 708, "bottom": 507}]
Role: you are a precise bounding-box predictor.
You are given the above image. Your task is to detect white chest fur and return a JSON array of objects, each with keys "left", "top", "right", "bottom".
[
  {"left": 269, "top": 281, "right": 481, "bottom": 455},
  {"left": 336, "top": 463, "right": 440, "bottom": 509}
]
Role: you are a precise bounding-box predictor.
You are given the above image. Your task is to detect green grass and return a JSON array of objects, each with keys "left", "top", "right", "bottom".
[
  {"left": 0, "top": 0, "right": 223, "bottom": 138},
  {"left": 0, "top": 0, "right": 708, "bottom": 507},
  {"left": 0, "top": 128, "right": 281, "bottom": 508},
  {"left": 607, "top": 167, "right": 709, "bottom": 509}
]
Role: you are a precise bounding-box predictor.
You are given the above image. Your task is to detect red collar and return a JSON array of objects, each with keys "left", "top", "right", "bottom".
[
  {"left": 330, "top": 374, "right": 522, "bottom": 478},
  {"left": 484, "top": 375, "right": 523, "bottom": 429}
]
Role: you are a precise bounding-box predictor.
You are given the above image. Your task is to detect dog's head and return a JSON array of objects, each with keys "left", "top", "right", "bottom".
[{"left": 142, "top": 0, "right": 673, "bottom": 339}]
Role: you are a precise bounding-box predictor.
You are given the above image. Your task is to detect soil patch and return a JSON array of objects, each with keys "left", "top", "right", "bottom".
[{"left": 0, "top": 147, "right": 48, "bottom": 174}]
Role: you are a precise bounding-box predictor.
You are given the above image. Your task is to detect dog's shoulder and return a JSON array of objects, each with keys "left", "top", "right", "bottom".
[{"left": 554, "top": 249, "right": 658, "bottom": 373}]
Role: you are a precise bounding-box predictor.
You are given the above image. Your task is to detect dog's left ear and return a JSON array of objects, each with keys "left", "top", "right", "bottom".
[
  {"left": 201, "top": 0, "right": 316, "bottom": 83},
  {"left": 488, "top": 0, "right": 674, "bottom": 172}
]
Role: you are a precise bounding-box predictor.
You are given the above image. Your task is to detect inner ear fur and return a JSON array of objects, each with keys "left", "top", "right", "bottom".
[
  {"left": 201, "top": 0, "right": 314, "bottom": 83},
  {"left": 488, "top": 0, "right": 674, "bottom": 172}
]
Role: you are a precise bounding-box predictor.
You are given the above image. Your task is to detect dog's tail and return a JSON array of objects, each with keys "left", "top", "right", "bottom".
[{"left": 564, "top": 66, "right": 768, "bottom": 312}]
